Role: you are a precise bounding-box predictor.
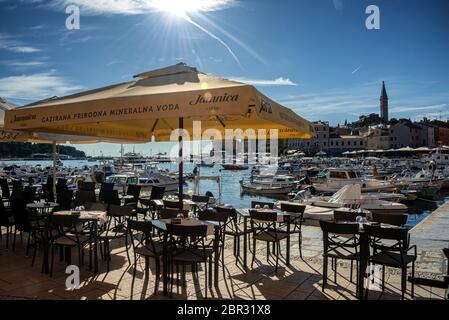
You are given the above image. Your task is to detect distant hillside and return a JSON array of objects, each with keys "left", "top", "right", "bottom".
[{"left": 0, "top": 142, "right": 86, "bottom": 158}]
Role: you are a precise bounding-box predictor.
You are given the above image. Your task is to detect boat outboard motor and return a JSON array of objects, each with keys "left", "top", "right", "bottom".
[{"left": 304, "top": 185, "right": 316, "bottom": 195}]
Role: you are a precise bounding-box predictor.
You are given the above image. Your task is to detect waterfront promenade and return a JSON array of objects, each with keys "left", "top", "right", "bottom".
[{"left": 1, "top": 202, "right": 448, "bottom": 300}]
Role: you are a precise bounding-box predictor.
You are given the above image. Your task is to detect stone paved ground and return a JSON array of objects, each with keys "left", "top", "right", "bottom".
[{"left": 0, "top": 224, "right": 446, "bottom": 300}]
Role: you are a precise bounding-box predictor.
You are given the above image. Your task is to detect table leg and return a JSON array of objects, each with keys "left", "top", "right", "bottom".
[
  {"left": 162, "top": 232, "right": 168, "bottom": 296},
  {"left": 358, "top": 233, "right": 368, "bottom": 300},
  {"left": 286, "top": 218, "right": 291, "bottom": 266},
  {"left": 243, "top": 217, "right": 248, "bottom": 268},
  {"left": 214, "top": 228, "right": 219, "bottom": 286},
  {"left": 93, "top": 223, "right": 98, "bottom": 273}
]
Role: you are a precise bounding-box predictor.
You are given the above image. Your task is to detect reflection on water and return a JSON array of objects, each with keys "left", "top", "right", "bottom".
[{"left": 2, "top": 160, "right": 447, "bottom": 228}]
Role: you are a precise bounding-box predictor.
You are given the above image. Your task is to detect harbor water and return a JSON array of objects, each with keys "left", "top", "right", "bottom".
[{"left": 1, "top": 159, "right": 448, "bottom": 229}]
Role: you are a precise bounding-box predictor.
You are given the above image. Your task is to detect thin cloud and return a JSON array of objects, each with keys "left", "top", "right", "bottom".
[
  {"left": 47, "top": 0, "right": 236, "bottom": 15},
  {"left": 0, "top": 72, "right": 84, "bottom": 101},
  {"left": 0, "top": 33, "right": 41, "bottom": 53},
  {"left": 231, "top": 77, "right": 298, "bottom": 86}
]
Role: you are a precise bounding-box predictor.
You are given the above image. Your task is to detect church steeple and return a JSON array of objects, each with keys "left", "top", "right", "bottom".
[{"left": 380, "top": 81, "right": 389, "bottom": 123}]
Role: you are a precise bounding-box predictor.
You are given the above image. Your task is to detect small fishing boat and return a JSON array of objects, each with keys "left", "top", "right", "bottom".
[{"left": 222, "top": 164, "right": 249, "bottom": 171}]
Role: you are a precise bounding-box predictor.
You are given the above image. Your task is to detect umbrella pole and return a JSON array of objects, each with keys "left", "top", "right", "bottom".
[
  {"left": 52, "top": 141, "right": 57, "bottom": 199},
  {"left": 178, "top": 117, "right": 184, "bottom": 211}
]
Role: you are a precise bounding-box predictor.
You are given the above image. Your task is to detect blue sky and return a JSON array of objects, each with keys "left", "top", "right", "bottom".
[{"left": 1, "top": 0, "right": 449, "bottom": 156}]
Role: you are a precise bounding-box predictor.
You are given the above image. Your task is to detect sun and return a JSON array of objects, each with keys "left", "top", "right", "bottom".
[{"left": 150, "top": 0, "right": 206, "bottom": 17}]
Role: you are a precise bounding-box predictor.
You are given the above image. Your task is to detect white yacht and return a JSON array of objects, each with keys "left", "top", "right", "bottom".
[
  {"left": 312, "top": 168, "right": 395, "bottom": 193},
  {"left": 296, "top": 184, "right": 408, "bottom": 214}
]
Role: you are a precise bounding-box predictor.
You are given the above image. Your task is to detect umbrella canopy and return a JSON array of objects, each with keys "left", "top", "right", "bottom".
[
  {"left": 1, "top": 98, "right": 139, "bottom": 144},
  {"left": 4, "top": 63, "right": 315, "bottom": 142}
]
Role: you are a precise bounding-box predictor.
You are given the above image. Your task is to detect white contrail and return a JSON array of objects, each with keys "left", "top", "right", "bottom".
[
  {"left": 352, "top": 66, "right": 361, "bottom": 74},
  {"left": 181, "top": 13, "right": 242, "bottom": 68}
]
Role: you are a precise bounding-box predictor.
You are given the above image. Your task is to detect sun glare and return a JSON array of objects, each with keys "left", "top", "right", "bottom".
[{"left": 151, "top": 0, "right": 209, "bottom": 17}]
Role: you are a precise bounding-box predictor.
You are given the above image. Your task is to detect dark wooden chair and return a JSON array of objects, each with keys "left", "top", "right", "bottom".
[
  {"left": 98, "top": 183, "right": 114, "bottom": 202},
  {"left": 334, "top": 209, "right": 367, "bottom": 222},
  {"left": 128, "top": 219, "right": 164, "bottom": 295},
  {"left": 0, "top": 199, "right": 14, "bottom": 248},
  {"left": 47, "top": 214, "right": 93, "bottom": 276},
  {"left": 364, "top": 224, "right": 417, "bottom": 299},
  {"left": 249, "top": 209, "right": 288, "bottom": 272},
  {"left": 167, "top": 224, "right": 213, "bottom": 298},
  {"left": 369, "top": 213, "right": 408, "bottom": 227},
  {"left": 319, "top": 220, "right": 360, "bottom": 291},
  {"left": 280, "top": 202, "right": 306, "bottom": 258},
  {"left": 139, "top": 186, "right": 165, "bottom": 219}
]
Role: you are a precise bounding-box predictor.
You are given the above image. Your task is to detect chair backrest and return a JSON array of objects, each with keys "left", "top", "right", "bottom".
[
  {"left": 215, "top": 205, "right": 236, "bottom": 219},
  {"left": 10, "top": 198, "right": 32, "bottom": 232},
  {"left": 150, "top": 186, "right": 165, "bottom": 200},
  {"left": 164, "top": 199, "right": 181, "bottom": 209},
  {"left": 84, "top": 202, "right": 107, "bottom": 212},
  {"left": 127, "top": 219, "right": 159, "bottom": 253},
  {"left": 0, "top": 199, "right": 10, "bottom": 223},
  {"left": 280, "top": 202, "right": 306, "bottom": 214},
  {"left": 159, "top": 208, "right": 189, "bottom": 219},
  {"left": 249, "top": 209, "right": 277, "bottom": 223},
  {"left": 0, "top": 179, "right": 10, "bottom": 199},
  {"left": 364, "top": 225, "right": 410, "bottom": 261},
  {"left": 74, "top": 190, "right": 96, "bottom": 207},
  {"left": 167, "top": 223, "right": 208, "bottom": 238},
  {"left": 251, "top": 201, "right": 274, "bottom": 209},
  {"left": 334, "top": 209, "right": 366, "bottom": 222},
  {"left": 11, "top": 181, "right": 24, "bottom": 200},
  {"left": 108, "top": 204, "right": 136, "bottom": 217},
  {"left": 24, "top": 186, "right": 37, "bottom": 204},
  {"left": 99, "top": 183, "right": 114, "bottom": 202},
  {"left": 102, "top": 189, "right": 120, "bottom": 205},
  {"left": 47, "top": 214, "right": 88, "bottom": 243},
  {"left": 370, "top": 213, "right": 408, "bottom": 227},
  {"left": 79, "top": 181, "right": 96, "bottom": 192},
  {"left": 319, "top": 220, "right": 360, "bottom": 257},
  {"left": 57, "top": 178, "right": 67, "bottom": 187},
  {"left": 57, "top": 189, "right": 74, "bottom": 210},
  {"left": 192, "top": 195, "right": 210, "bottom": 204},
  {"left": 198, "top": 207, "right": 230, "bottom": 223},
  {"left": 126, "top": 184, "right": 141, "bottom": 198}
]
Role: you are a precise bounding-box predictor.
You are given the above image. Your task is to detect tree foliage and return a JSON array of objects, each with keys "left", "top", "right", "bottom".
[{"left": 0, "top": 143, "right": 85, "bottom": 158}]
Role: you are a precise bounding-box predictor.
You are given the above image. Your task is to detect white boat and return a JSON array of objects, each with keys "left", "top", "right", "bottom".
[
  {"left": 312, "top": 168, "right": 396, "bottom": 193},
  {"left": 105, "top": 170, "right": 178, "bottom": 193},
  {"left": 240, "top": 175, "right": 297, "bottom": 195},
  {"left": 296, "top": 184, "right": 408, "bottom": 214}
]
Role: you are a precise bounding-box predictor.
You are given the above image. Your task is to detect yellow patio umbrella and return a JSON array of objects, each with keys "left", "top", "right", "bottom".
[
  {"left": 1, "top": 99, "right": 143, "bottom": 197},
  {"left": 4, "top": 63, "right": 315, "bottom": 207}
]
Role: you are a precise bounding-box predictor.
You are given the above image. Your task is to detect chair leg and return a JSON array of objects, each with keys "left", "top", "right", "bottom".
[
  {"left": 50, "top": 246, "right": 55, "bottom": 276},
  {"left": 411, "top": 262, "right": 415, "bottom": 299},
  {"left": 299, "top": 232, "right": 303, "bottom": 259},
  {"left": 208, "top": 256, "right": 212, "bottom": 287},
  {"left": 251, "top": 238, "right": 256, "bottom": 268},
  {"left": 275, "top": 242, "right": 280, "bottom": 273},
  {"left": 154, "top": 258, "right": 160, "bottom": 295},
  {"left": 350, "top": 260, "right": 353, "bottom": 283},
  {"left": 322, "top": 256, "right": 328, "bottom": 291},
  {"left": 12, "top": 230, "right": 17, "bottom": 251},
  {"left": 401, "top": 267, "right": 407, "bottom": 300},
  {"left": 334, "top": 259, "right": 337, "bottom": 284},
  {"left": 31, "top": 235, "right": 38, "bottom": 267},
  {"left": 266, "top": 242, "right": 270, "bottom": 262},
  {"left": 204, "top": 261, "right": 208, "bottom": 299},
  {"left": 6, "top": 226, "right": 10, "bottom": 249}
]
